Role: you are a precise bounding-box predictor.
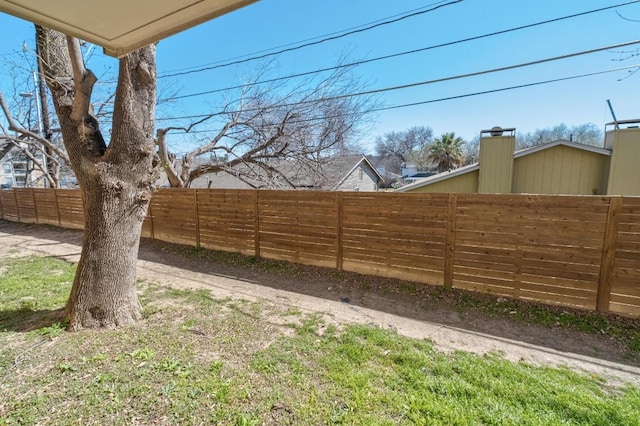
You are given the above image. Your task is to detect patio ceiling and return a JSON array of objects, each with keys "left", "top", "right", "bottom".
[{"left": 0, "top": 0, "right": 258, "bottom": 57}]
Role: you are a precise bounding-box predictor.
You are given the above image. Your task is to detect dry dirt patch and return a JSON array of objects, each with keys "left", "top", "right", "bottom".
[{"left": 1, "top": 220, "right": 639, "bottom": 386}]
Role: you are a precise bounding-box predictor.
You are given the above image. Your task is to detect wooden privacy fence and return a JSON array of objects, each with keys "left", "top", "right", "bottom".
[{"left": 1, "top": 188, "right": 639, "bottom": 317}]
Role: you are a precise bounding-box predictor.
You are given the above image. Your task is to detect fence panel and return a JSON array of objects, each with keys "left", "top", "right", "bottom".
[
  {"left": 3, "top": 188, "right": 640, "bottom": 318},
  {"left": 14, "top": 188, "right": 37, "bottom": 224},
  {"left": 197, "top": 189, "right": 256, "bottom": 255},
  {"left": 258, "top": 190, "right": 338, "bottom": 268},
  {"left": 452, "top": 194, "right": 610, "bottom": 310},
  {"left": 610, "top": 197, "right": 640, "bottom": 316},
  {"left": 55, "top": 189, "right": 84, "bottom": 229},
  {"left": 32, "top": 188, "right": 60, "bottom": 226},
  {"left": 149, "top": 189, "right": 197, "bottom": 246},
  {"left": 0, "top": 189, "right": 19, "bottom": 221},
  {"left": 342, "top": 193, "right": 449, "bottom": 284}
]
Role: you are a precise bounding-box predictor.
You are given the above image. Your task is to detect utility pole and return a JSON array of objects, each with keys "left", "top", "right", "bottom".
[
  {"left": 35, "top": 24, "right": 58, "bottom": 188},
  {"left": 606, "top": 99, "right": 620, "bottom": 131}
]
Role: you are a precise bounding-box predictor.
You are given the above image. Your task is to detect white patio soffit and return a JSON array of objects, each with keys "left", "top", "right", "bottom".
[{"left": 0, "top": 0, "right": 258, "bottom": 57}]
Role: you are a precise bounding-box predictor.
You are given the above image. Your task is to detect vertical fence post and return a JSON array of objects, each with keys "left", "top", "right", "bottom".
[
  {"left": 13, "top": 188, "right": 20, "bottom": 222},
  {"left": 193, "top": 189, "right": 201, "bottom": 248},
  {"left": 336, "top": 191, "right": 344, "bottom": 271},
  {"left": 254, "top": 190, "right": 260, "bottom": 258},
  {"left": 444, "top": 193, "right": 458, "bottom": 289},
  {"left": 147, "top": 199, "right": 155, "bottom": 240},
  {"left": 0, "top": 189, "right": 4, "bottom": 220},
  {"left": 79, "top": 189, "right": 85, "bottom": 230},
  {"left": 596, "top": 196, "right": 623, "bottom": 312},
  {"left": 54, "top": 189, "right": 62, "bottom": 226},
  {"left": 31, "top": 189, "right": 39, "bottom": 224}
]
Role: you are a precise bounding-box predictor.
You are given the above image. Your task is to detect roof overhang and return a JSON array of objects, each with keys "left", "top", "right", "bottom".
[
  {"left": 0, "top": 0, "right": 258, "bottom": 57},
  {"left": 396, "top": 139, "right": 612, "bottom": 193},
  {"left": 514, "top": 139, "right": 611, "bottom": 158}
]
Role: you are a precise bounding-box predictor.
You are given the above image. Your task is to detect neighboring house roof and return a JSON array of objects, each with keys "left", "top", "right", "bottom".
[
  {"left": 330, "top": 156, "right": 383, "bottom": 190},
  {"left": 396, "top": 163, "right": 480, "bottom": 192},
  {"left": 185, "top": 155, "right": 382, "bottom": 190},
  {"left": 396, "top": 139, "right": 610, "bottom": 193},
  {"left": 513, "top": 139, "right": 611, "bottom": 158}
]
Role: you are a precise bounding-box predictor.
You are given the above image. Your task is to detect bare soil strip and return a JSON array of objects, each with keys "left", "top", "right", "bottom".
[{"left": 1, "top": 220, "right": 639, "bottom": 386}]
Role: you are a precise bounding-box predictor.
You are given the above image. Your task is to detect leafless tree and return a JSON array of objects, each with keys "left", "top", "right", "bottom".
[
  {"left": 0, "top": 28, "right": 78, "bottom": 188},
  {"left": 0, "top": 92, "right": 69, "bottom": 188},
  {"left": 374, "top": 126, "right": 434, "bottom": 173},
  {"left": 32, "top": 26, "right": 158, "bottom": 330},
  {"left": 156, "top": 63, "right": 376, "bottom": 188},
  {"left": 516, "top": 123, "right": 603, "bottom": 149}
]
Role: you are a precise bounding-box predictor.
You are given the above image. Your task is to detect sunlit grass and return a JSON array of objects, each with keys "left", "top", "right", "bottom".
[{"left": 1, "top": 255, "right": 639, "bottom": 425}]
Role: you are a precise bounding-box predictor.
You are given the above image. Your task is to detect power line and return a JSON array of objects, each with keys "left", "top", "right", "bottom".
[
  {"left": 156, "top": 40, "right": 640, "bottom": 122},
  {"left": 375, "top": 63, "right": 640, "bottom": 112},
  {"left": 157, "top": 0, "right": 640, "bottom": 101},
  {"left": 158, "top": 0, "right": 464, "bottom": 78},
  {"left": 325, "top": 40, "right": 640, "bottom": 101},
  {"left": 165, "top": 62, "right": 640, "bottom": 134},
  {"left": 158, "top": 1, "right": 455, "bottom": 76}
]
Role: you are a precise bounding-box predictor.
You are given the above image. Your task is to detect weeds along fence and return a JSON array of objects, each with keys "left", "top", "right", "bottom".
[{"left": 1, "top": 188, "right": 639, "bottom": 317}]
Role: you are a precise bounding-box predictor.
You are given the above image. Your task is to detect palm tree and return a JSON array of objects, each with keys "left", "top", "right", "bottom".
[{"left": 427, "top": 132, "right": 465, "bottom": 172}]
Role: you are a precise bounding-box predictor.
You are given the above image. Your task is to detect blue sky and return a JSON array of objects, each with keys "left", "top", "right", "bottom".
[{"left": 1, "top": 0, "right": 639, "bottom": 154}]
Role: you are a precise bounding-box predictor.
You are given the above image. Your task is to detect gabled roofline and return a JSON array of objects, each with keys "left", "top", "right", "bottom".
[
  {"left": 514, "top": 139, "right": 611, "bottom": 158},
  {"left": 332, "top": 156, "right": 384, "bottom": 190},
  {"left": 396, "top": 139, "right": 611, "bottom": 193},
  {"left": 395, "top": 162, "right": 479, "bottom": 192}
]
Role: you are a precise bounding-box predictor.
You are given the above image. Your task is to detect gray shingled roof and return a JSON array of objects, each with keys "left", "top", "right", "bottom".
[{"left": 185, "top": 155, "right": 379, "bottom": 190}]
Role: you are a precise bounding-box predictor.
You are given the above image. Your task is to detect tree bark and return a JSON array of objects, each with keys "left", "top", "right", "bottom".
[
  {"left": 37, "top": 26, "right": 158, "bottom": 329},
  {"left": 66, "top": 181, "right": 145, "bottom": 328}
]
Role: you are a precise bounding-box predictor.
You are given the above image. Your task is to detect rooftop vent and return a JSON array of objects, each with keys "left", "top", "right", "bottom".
[{"left": 480, "top": 127, "right": 516, "bottom": 137}]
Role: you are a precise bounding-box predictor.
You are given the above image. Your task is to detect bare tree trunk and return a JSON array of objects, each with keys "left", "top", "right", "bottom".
[
  {"left": 38, "top": 26, "right": 157, "bottom": 329},
  {"left": 66, "top": 178, "right": 144, "bottom": 327}
]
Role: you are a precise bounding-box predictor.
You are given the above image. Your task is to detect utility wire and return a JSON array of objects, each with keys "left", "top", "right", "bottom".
[
  {"left": 165, "top": 62, "right": 640, "bottom": 134},
  {"left": 158, "top": 0, "right": 640, "bottom": 101},
  {"left": 375, "top": 63, "right": 640, "bottom": 112},
  {"left": 159, "top": 0, "right": 464, "bottom": 78},
  {"left": 156, "top": 40, "right": 640, "bottom": 122},
  {"left": 159, "top": 0, "right": 455, "bottom": 76},
  {"left": 321, "top": 40, "right": 640, "bottom": 101}
]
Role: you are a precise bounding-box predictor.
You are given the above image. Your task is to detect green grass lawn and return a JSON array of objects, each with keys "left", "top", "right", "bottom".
[{"left": 1, "top": 255, "right": 639, "bottom": 425}]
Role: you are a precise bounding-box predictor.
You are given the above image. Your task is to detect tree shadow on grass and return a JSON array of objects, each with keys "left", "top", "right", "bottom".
[
  {"left": 0, "top": 308, "right": 65, "bottom": 333},
  {"left": 136, "top": 238, "right": 640, "bottom": 370}
]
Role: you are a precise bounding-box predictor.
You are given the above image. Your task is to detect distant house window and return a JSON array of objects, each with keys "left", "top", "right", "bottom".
[
  {"left": 3, "top": 164, "right": 11, "bottom": 173},
  {"left": 358, "top": 168, "right": 363, "bottom": 180},
  {"left": 13, "top": 162, "right": 27, "bottom": 172}
]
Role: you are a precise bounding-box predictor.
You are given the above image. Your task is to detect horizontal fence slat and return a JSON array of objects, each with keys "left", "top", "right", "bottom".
[
  {"left": 4, "top": 188, "right": 640, "bottom": 318},
  {"left": 55, "top": 189, "right": 84, "bottom": 229},
  {"left": 0, "top": 190, "right": 19, "bottom": 221}
]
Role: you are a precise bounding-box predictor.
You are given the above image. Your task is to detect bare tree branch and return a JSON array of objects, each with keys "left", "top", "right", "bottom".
[
  {"left": 0, "top": 91, "right": 70, "bottom": 164},
  {"left": 159, "top": 58, "right": 377, "bottom": 189},
  {"left": 155, "top": 128, "right": 183, "bottom": 187},
  {"left": 6, "top": 139, "right": 56, "bottom": 187},
  {"left": 66, "top": 36, "right": 97, "bottom": 122}
]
